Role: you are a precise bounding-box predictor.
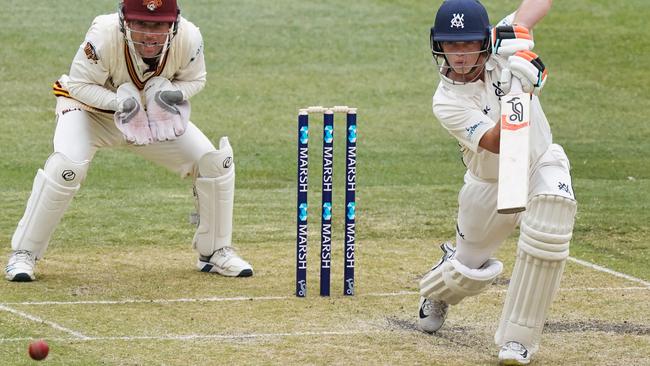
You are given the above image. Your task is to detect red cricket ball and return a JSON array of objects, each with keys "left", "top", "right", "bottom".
[{"left": 28, "top": 339, "right": 49, "bottom": 361}]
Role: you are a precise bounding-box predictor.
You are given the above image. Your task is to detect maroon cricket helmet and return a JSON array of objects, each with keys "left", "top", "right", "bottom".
[{"left": 121, "top": 0, "right": 179, "bottom": 23}]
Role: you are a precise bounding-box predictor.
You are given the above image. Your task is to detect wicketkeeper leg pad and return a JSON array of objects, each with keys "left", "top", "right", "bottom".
[
  {"left": 420, "top": 253, "right": 503, "bottom": 305},
  {"left": 192, "top": 137, "right": 235, "bottom": 257},
  {"left": 495, "top": 194, "right": 577, "bottom": 354},
  {"left": 12, "top": 152, "right": 89, "bottom": 259}
]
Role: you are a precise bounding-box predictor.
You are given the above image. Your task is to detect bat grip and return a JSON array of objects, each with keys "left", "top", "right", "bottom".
[{"left": 510, "top": 77, "right": 523, "bottom": 93}]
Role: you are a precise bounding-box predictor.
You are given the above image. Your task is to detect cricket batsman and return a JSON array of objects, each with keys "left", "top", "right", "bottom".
[
  {"left": 5, "top": 0, "right": 253, "bottom": 281},
  {"left": 417, "top": 0, "right": 576, "bottom": 364}
]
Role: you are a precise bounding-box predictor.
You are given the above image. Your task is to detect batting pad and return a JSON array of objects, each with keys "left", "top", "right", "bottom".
[
  {"left": 192, "top": 137, "right": 235, "bottom": 257},
  {"left": 12, "top": 153, "right": 88, "bottom": 259},
  {"left": 420, "top": 257, "right": 503, "bottom": 305},
  {"left": 495, "top": 194, "right": 577, "bottom": 354}
]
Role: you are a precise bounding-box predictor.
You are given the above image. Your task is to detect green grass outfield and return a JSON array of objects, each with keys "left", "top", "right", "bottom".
[{"left": 1, "top": 0, "right": 648, "bottom": 364}]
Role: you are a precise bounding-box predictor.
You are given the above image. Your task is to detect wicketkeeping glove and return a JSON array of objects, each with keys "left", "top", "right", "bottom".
[
  {"left": 507, "top": 50, "right": 547, "bottom": 95},
  {"left": 113, "top": 83, "right": 153, "bottom": 145},
  {"left": 144, "top": 77, "right": 190, "bottom": 142},
  {"left": 491, "top": 25, "right": 534, "bottom": 57}
]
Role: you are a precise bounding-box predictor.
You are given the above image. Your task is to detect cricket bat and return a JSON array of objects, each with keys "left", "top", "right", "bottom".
[{"left": 497, "top": 77, "right": 530, "bottom": 214}]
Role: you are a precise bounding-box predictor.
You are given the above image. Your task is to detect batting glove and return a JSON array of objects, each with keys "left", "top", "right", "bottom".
[
  {"left": 507, "top": 50, "right": 547, "bottom": 95},
  {"left": 144, "top": 77, "right": 191, "bottom": 142},
  {"left": 113, "top": 83, "right": 153, "bottom": 145},
  {"left": 491, "top": 25, "right": 534, "bottom": 57}
]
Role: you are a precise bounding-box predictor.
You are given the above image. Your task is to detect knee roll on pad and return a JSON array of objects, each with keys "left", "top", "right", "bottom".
[
  {"left": 44, "top": 151, "right": 89, "bottom": 187},
  {"left": 420, "top": 257, "right": 503, "bottom": 305},
  {"left": 518, "top": 194, "right": 576, "bottom": 260},
  {"left": 495, "top": 194, "right": 577, "bottom": 354},
  {"left": 197, "top": 137, "right": 234, "bottom": 179},
  {"left": 192, "top": 137, "right": 235, "bottom": 257},
  {"left": 12, "top": 152, "right": 89, "bottom": 259}
]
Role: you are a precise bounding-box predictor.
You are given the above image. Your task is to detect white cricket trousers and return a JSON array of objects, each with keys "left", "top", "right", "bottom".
[{"left": 454, "top": 143, "right": 576, "bottom": 268}]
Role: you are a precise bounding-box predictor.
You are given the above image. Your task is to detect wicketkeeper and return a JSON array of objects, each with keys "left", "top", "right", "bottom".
[
  {"left": 5, "top": 0, "right": 253, "bottom": 281},
  {"left": 417, "top": 0, "right": 576, "bottom": 364}
]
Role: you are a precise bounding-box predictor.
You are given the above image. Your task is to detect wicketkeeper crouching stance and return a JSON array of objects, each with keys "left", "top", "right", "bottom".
[
  {"left": 417, "top": 1, "right": 575, "bottom": 365},
  {"left": 5, "top": 0, "right": 253, "bottom": 282}
]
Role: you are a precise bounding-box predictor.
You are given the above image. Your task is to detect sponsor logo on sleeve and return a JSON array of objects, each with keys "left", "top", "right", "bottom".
[
  {"left": 83, "top": 42, "right": 99, "bottom": 63},
  {"left": 465, "top": 121, "right": 485, "bottom": 138},
  {"left": 190, "top": 43, "right": 204, "bottom": 63}
]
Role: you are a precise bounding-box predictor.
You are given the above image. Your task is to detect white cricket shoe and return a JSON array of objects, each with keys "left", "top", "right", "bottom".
[
  {"left": 5, "top": 250, "right": 36, "bottom": 282},
  {"left": 498, "top": 341, "right": 531, "bottom": 365},
  {"left": 418, "top": 296, "right": 448, "bottom": 333},
  {"left": 197, "top": 247, "right": 253, "bottom": 277}
]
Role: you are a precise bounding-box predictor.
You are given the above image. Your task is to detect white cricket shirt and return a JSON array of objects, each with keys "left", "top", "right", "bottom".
[
  {"left": 432, "top": 55, "right": 552, "bottom": 181},
  {"left": 53, "top": 13, "right": 206, "bottom": 112}
]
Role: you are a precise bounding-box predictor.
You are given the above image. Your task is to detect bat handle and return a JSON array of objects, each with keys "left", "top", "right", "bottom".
[{"left": 510, "top": 76, "right": 523, "bottom": 93}]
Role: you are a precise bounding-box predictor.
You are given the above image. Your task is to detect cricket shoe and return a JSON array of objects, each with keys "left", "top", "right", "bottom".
[
  {"left": 5, "top": 250, "right": 36, "bottom": 282},
  {"left": 197, "top": 246, "right": 253, "bottom": 277},
  {"left": 498, "top": 341, "right": 531, "bottom": 365},
  {"left": 418, "top": 296, "right": 448, "bottom": 333}
]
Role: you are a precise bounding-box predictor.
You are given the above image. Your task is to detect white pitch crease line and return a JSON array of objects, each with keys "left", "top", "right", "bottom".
[
  {"left": 568, "top": 256, "right": 650, "bottom": 288},
  {"left": 364, "top": 291, "right": 418, "bottom": 297},
  {"left": 94, "top": 330, "right": 381, "bottom": 341},
  {"left": 484, "top": 287, "right": 649, "bottom": 294},
  {"left": 0, "top": 304, "right": 90, "bottom": 340},
  {"left": 1, "top": 287, "right": 647, "bottom": 307},
  {"left": 561, "top": 286, "right": 649, "bottom": 292},
  {"left": 1, "top": 295, "right": 289, "bottom": 306},
  {"left": 0, "top": 330, "right": 382, "bottom": 343}
]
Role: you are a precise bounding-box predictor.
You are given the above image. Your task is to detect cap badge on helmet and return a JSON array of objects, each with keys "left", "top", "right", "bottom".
[
  {"left": 143, "top": 0, "right": 163, "bottom": 11},
  {"left": 450, "top": 13, "right": 465, "bottom": 29}
]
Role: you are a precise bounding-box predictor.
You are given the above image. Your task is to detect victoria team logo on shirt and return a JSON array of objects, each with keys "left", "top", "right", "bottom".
[{"left": 558, "top": 181, "right": 572, "bottom": 195}]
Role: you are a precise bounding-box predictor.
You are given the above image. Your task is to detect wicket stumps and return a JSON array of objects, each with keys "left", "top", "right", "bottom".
[{"left": 296, "top": 106, "right": 357, "bottom": 297}]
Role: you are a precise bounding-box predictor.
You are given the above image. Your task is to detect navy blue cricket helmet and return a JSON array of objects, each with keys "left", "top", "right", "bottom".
[{"left": 430, "top": 0, "right": 491, "bottom": 54}]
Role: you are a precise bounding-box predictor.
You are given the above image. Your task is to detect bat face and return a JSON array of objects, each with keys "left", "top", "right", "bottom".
[{"left": 497, "top": 79, "right": 530, "bottom": 214}]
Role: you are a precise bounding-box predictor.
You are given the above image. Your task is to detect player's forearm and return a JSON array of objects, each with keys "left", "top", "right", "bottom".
[
  {"left": 514, "top": 0, "right": 552, "bottom": 29},
  {"left": 66, "top": 47, "right": 118, "bottom": 110},
  {"left": 171, "top": 55, "right": 207, "bottom": 100},
  {"left": 479, "top": 126, "right": 500, "bottom": 154},
  {"left": 66, "top": 79, "right": 119, "bottom": 111},
  {"left": 171, "top": 78, "right": 205, "bottom": 100}
]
